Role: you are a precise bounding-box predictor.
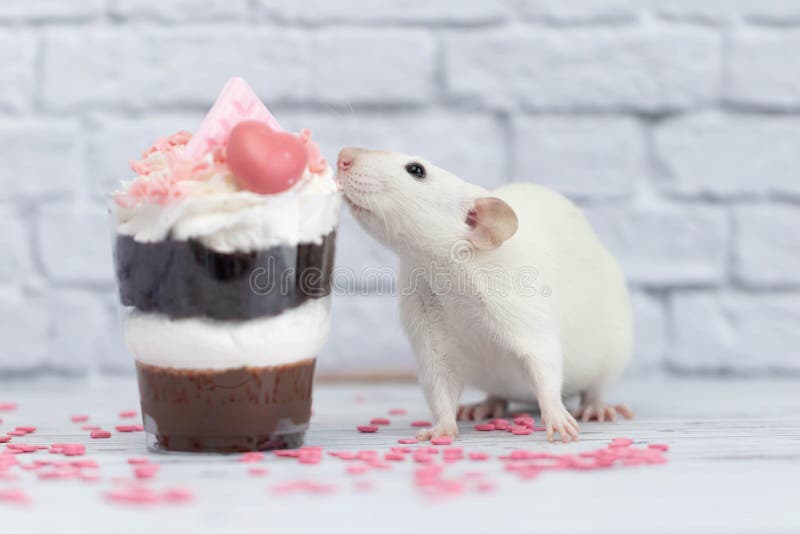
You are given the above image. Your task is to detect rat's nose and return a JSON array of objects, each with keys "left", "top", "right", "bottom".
[{"left": 337, "top": 147, "right": 357, "bottom": 172}]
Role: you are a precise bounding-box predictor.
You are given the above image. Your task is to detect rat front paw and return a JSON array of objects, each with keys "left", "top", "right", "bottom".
[
  {"left": 415, "top": 420, "right": 459, "bottom": 441},
  {"left": 541, "top": 405, "right": 580, "bottom": 443}
]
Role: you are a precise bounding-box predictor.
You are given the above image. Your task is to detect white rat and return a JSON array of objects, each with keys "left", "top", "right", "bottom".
[{"left": 336, "top": 147, "right": 633, "bottom": 442}]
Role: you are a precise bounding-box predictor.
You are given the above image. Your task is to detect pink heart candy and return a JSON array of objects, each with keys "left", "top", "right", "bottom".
[{"left": 227, "top": 121, "right": 308, "bottom": 195}]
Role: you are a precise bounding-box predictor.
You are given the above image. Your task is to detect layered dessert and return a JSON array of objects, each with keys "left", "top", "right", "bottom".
[{"left": 110, "top": 78, "right": 340, "bottom": 452}]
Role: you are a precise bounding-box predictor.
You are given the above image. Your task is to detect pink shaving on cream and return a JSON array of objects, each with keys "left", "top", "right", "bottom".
[{"left": 113, "top": 78, "right": 328, "bottom": 208}]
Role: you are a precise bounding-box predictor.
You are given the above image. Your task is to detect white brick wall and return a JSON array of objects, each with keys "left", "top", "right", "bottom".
[
  {"left": 655, "top": 113, "right": 800, "bottom": 199},
  {"left": 512, "top": 116, "right": 645, "bottom": 199},
  {"left": 734, "top": 205, "right": 800, "bottom": 287},
  {"left": 0, "top": 1, "right": 798, "bottom": 379},
  {"left": 443, "top": 27, "right": 722, "bottom": 111}
]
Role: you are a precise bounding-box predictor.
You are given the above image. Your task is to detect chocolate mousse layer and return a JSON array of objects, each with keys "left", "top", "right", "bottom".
[
  {"left": 115, "top": 231, "right": 335, "bottom": 320},
  {"left": 136, "top": 359, "right": 315, "bottom": 453}
]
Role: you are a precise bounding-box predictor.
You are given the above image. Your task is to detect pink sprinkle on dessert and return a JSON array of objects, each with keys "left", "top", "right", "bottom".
[
  {"left": 388, "top": 408, "right": 407, "bottom": 416},
  {"left": 127, "top": 457, "right": 150, "bottom": 465},
  {"left": 270, "top": 480, "right": 336, "bottom": 496},
  {"left": 134, "top": 464, "right": 160, "bottom": 479},
  {"left": 115, "top": 424, "right": 144, "bottom": 432},
  {"left": 356, "top": 450, "right": 377, "bottom": 460},
  {"left": 273, "top": 450, "right": 301, "bottom": 458},
  {"left": 353, "top": 480, "right": 374, "bottom": 492},
  {"left": 513, "top": 416, "right": 535, "bottom": 427},
  {"left": 106, "top": 484, "right": 192, "bottom": 505},
  {"left": 90, "top": 430, "right": 112, "bottom": 439},
  {"left": 49, "top": 443, "right": 85, "bottom": 456},
  {"left": 491, "top": 419, "right": 510, "bottom": 430},
  {"left": 411, "top": 421, "right": 432, "bottom": 428},
  {"left": 0, "top": 488, "right": 30, "bottom": 505},
  {"left": 162, "top": 487, "right": 194, "bottom": 503},
  {"left": 239, "top": 452, "right": 265, "bottom": 463},
  {"left": 357, "top": 425, "right": 379, "bottom": 433},
  {"left": 370, "top": 417, "right": 391, "bottom": 425},
  {"left": 70, "top": 415, "right": 89, "bottom": 423},
  {"left": 248, "top": 467, "right": 269, "bottom": 476},
  {"left": 298, "top": 454, "right": 321, "bottom": 465},
  {"left": 346, "top": 464, "right": 369, "bottom": 475},
  {"left": 609, "top": 437, "right": 634, "bottom": 447},
  {"left": 468, "top": 452, "right": 490, "bottom": 461},
  {"left": 118, "top": 410, "right": 138, "bottom": 419},
  {"left": 0, "top": 436, "right": 10, "bottom": 443},
  {"left": 413, "top": 453, "right": 435, "bottom": 464},
  {"left": 0, "top": 402, "right": 18, "bottom": 412},
  {"left": 474, "top": 424, "right": 495, "bottom": 431},
  {"left": 6, "top": 444, "right": 40, "bottom": 453},
  {"left": 431, "top": 437, "right": 453, "bottom": 446},
  {"left": 72, "top": 460, "right": 98, "bottom": 469},
  {"left": 81, "top": 425, "right": 100, "bottom": 431},
  {"left": 329, "top": 451, "right": 358, "bottom": 460},
  {"left": 105, "top": 486, "right": 160, "bottom": 505},
  {"left": 398, "top": 438, "right": 418, "bottom": 444},
  {"left": 15, "top": 426, "right": 36, "bottom": 434}
]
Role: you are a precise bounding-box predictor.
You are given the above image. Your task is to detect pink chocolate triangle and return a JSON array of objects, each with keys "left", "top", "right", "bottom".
[{"left": 183, "top": 77, "right": 281, "bottom": 160}]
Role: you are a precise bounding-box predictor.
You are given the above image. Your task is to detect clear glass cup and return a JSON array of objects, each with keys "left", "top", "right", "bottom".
[{"left": 109, "top": 191, "right": 340, "bottom": 452}]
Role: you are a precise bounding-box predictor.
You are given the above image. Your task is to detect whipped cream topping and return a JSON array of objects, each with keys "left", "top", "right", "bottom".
[
  {"left": 124, "top": 297, "right": 332, "bottom": 370},
  {"left": 114, "top": 165, "right": 340, "bottom": 252}
]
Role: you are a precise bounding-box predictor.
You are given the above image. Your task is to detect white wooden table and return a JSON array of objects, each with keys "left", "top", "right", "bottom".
[{"left": 1, "top": 378, "right": 798, "bottom": 534}]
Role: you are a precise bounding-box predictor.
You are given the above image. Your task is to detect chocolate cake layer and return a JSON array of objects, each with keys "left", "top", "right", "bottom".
[
  {"left": 114, "top": 231, "right": 335, "bottom": 320},
  {"left": 136, "top": 359, "right": 315, "bottom": 453}
]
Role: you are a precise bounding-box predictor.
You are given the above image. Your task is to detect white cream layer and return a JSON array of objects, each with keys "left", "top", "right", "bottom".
[
  {"left": 115, "top": 168, "right": 341, "bottom": 253},
  {"left": 125, "top": 297, "right": 331, "bottom": 370}
]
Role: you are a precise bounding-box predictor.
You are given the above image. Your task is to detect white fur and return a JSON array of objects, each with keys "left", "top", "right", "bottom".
[{"left": 337, "top": 148, "right": 633, "bottom": 440}]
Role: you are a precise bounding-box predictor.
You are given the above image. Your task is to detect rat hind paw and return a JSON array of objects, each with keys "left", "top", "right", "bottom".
[
  {"left": 572, "top": 402, "right": 634, "bottom": 423},
  {"left": 415, "top": 421, "right": 459, "bottom": 441},
  {"left": 457, "top": 396, "right": 508, "bottom": 421},
  {"left": 542, "top": 405, "right": 580, "bottom": 443}
]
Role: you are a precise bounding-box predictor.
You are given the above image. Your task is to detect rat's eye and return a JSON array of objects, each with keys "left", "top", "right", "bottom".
[{"left": 405, "top": 162, "right": 426, "bottom": 180}]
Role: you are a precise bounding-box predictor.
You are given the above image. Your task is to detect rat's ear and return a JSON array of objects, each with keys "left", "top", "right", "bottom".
[{"left": 465, "top": 197, "right": 518, "bottom": 250}]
